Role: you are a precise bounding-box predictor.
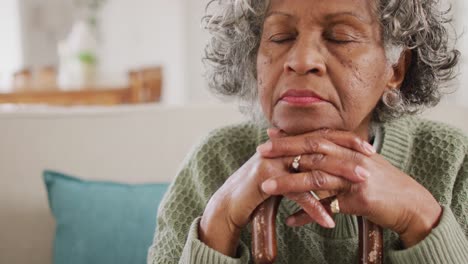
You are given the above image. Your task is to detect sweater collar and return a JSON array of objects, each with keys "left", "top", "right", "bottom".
[{"left": 379, "top": 119, "right": 414, "bottom": 172}]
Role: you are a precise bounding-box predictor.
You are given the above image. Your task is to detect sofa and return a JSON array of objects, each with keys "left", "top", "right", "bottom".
[{"left": 0, "top": 103, "right": 466, "bottom": 264}]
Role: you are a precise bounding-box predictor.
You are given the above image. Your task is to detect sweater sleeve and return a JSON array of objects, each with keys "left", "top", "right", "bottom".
[
  {"left": 451, "top": 153, "right": 468, "bottom": 236},
  {"left": 178, "top": 217, "right": 251, "bottom": 264},
  {"left": 147, "top": 130, "right": 253, "bottom": 264},
  {"left": 387, "top": 154, "right": 468, "bottom": 264}
]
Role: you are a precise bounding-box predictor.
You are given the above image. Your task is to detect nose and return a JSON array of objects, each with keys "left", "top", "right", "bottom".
[{"left": 284, "top": 35, "right": 326, "bottom": 76}]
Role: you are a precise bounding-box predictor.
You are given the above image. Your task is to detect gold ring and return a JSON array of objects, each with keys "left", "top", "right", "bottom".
[
  {"left": 309, "top": 191, "right": 321, "bottom": 200},
  {"left": 330, "top": 197, "right": 340, "bottom": 214},
  {"left": 291, "top": 155, "right": 302, "bottom": 172}
]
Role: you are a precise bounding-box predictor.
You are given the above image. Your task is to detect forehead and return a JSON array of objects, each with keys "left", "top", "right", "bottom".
[{"left": 267, "top": 0, "right": 378, "bottom": 24}]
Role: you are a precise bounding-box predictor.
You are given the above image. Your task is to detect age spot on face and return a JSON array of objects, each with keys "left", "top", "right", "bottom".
[{"left": 263, "top": 50, "right": 273, "bottom": 65}]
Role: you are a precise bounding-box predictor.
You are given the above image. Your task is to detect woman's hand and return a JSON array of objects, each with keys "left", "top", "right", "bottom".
[
  {"left": 199, "top": 130, "right": 374, "bottom": 257},
  {"left": 258, "top": 128, "right": 443, "bottom": 248}
]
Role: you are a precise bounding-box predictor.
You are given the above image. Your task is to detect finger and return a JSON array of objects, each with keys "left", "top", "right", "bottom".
[
  {"left": 284, "top": 152, "right": 370, "bottom": 183},
  {"left": 286, "top": 209, "right": 315, "bottom": 227},
  {"left": 333, "top": 192, "right": 361, "bottom": 216},
  {"left": 267, "top": 128, "right": 287, "bottom": 139},
  {"left": 262, "top": 170, "right": 353, "bottom": 195},
  {"left": 258, "top": 130, "right": 375, "bottom": 158},
  {"left": 286, "top": 209, "right": 314, "bottom": 227},
  {"left": 285, "top": 192, "right": 335, "bottom": 228},
  {"left": 286, "top": 196, "right": 342, "bottom": 227}
]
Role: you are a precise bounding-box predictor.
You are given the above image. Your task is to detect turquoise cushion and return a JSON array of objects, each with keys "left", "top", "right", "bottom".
[{"left": 44, "top": 170, "right": 169, "bottom": 264}]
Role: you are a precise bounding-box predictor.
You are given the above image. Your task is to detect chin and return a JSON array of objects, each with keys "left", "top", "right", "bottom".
[
  {"left": 272, "top": 112, "right": 341, "bottom": 136},
  {"left": 271, "top": 102, "right": 343, "bottom": 134},
  {"left": 273, "top": 121, "right": 326, "bottom": 135}
]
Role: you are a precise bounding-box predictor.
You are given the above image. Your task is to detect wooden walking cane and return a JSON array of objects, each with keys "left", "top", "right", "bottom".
[{"left": 252, "top": 196, "right": 384, "bottom": 264}]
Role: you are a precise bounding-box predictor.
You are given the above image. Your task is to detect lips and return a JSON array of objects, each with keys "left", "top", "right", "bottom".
[{"left": 279, "top": 89, "right": 325, "bottom": 105}]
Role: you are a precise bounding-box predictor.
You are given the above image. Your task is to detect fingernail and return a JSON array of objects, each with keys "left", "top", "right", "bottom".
[
  {"left": 324, "top": 214, "right": 335, "bottom": 228},
  {"left": 257, "top": 141, "right": 272, "bottom": 153},
  {"left": 355, "top": 166, "right": 370, "bottom": 180},
  {"left": 362, "top": 141, "right": 376, "bottom": 154},
  {"left": 261, "top": 180, "right": 277, "bottom": 193}
]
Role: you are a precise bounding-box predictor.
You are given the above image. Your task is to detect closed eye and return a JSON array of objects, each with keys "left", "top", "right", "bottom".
[
  {"left": 324, "top": 26, "right": 363, "bottom": 45},
  {"left": 327, "top": 38, "right": 354, "bottom": 44},
  {"left": 269, "top": 34, "right": 296, "bottom": 44},
  {"left": 324, "top": 32, "right": 357, "bottom": 44}
]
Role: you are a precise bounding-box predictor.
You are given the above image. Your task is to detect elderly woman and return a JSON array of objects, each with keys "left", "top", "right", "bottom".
[{"left": 148, "top": 0, "right": 468, "bottom": 263}]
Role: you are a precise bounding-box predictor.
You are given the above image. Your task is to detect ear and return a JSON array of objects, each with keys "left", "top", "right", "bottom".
[{"left": 386, "top": 49, "right": 412, "bottom": 90}]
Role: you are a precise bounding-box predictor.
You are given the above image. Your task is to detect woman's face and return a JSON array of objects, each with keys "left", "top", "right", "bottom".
[{"left": 257, "top": 0, "right": 396, "bottom": 137}]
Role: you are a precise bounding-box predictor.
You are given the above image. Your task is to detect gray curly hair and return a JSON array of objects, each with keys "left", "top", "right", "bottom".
[{"left": 203, "top": 0, "right": 460, "bottom": 123}]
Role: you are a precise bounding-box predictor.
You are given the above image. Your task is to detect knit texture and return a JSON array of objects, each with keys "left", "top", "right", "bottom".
[{"left": 148, "top": 117, "right": 468, "bottom": 264}]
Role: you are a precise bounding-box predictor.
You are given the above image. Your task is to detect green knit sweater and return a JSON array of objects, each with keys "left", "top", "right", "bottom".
[{"left": 148, "top": 117, "right": 468, "bottom": 264}]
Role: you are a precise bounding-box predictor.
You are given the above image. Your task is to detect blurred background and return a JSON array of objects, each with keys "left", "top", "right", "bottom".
[
  {"left": 0, "top": 0, "right": 467, "bottom": 106},
  {"left": 0, "top": 0, "right": 219, "bottom": 105}
]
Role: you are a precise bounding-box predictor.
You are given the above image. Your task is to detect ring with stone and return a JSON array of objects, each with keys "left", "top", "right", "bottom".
[{"left": 291, "top": 155, "right": 302, "bottom": 172}]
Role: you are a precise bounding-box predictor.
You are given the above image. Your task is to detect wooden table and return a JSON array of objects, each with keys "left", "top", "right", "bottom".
[
  {"left": 0, "top": 67, "right": 162, "bottom": 106},
  {"left": 0, "top": 87, "right": 130, "bottom": 106}
]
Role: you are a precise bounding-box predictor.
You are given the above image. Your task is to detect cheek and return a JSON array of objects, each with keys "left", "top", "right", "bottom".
[
  {"left": 257, "top": 53, "right": 272, "bottom": 89},
  {"left": 337, "top": 51, "right": 388, "bottom": 113},
  {"left": 256, "top": 49, "right": 277, "bottom": 119}
]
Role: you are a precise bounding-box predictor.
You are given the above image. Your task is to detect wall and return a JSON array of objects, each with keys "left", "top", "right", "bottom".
[
  {"left": 13, "top": 0, "right": 188, "bottom": 105},
  {"left": 0, "top": 0, "right": 23, "bottom": 89},
  {"left": 451, "top": 0, "right": 468, "bottom": 105},
  {"left": 99, "top": 0, "right": 187, "bottom": 104},
  {"left": 184, "top": 0, "right": 219, "bottom": 104},
  {"left": 17, "top": 0, "right": 75, "bottom": 69}
]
